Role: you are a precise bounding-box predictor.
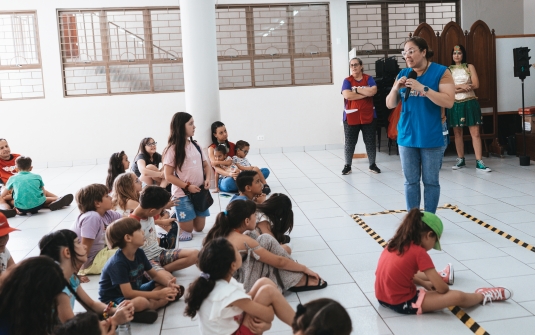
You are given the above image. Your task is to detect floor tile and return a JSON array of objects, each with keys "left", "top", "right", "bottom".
[
  {"left": 479, "top": 316, "right": 535, "bottom": 334},
  {"left": 442, "top": 241, "right": 508, "bottom": 261},
  {"left": 297, "top": 282, "right": 371, "bottom": 308},
  {"left": 463, "top": 256, "right": 535, "bottom": 279}
]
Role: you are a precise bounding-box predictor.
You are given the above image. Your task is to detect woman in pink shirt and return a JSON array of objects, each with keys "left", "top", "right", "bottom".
[{"left": 163, "top": 112, "right": 211, "bottom": 242}]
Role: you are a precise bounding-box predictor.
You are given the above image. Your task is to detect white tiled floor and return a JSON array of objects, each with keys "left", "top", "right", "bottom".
[{"left": 7, "top": 149, "right": 535, "bottom": 335}]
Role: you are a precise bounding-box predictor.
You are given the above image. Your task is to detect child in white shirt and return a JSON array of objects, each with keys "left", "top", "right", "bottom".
[{"left": 184, "top": 237, "right": 295, "bottom": 335}]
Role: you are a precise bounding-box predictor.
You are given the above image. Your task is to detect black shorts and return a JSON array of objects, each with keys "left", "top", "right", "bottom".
[
  {"left": 378, "top": 289, "right": 425, "bottom": 315},
  {"left": 16, "top": 202, "right": 45, "bottom": 215}
]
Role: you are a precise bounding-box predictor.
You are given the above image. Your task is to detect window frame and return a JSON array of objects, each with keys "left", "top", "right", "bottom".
[
  {"left": 216, "top": 3, "right": 333, "bottom": 90},
  {"left": 0, "top": 10, "right": 44, "bottom": 101},
  {"left": 56, "top": 7, "right": 184, "bottom": 98}
]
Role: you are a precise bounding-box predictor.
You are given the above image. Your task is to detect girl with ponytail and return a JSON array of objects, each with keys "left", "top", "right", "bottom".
[
  {"left": 184, "top": 237, "right": 295, "bottom": 335},
  {"left": 38, "top": 229, "right": 134, "bottom": 325},
  {"left": 376, "top": 208, "right": 512, "bottom": 315},
  {"left": 204, "top": 200, "right": 326, "bottom": 293},
  {"left": 291, "top": 298, "right": 352, "bottom": 335}
]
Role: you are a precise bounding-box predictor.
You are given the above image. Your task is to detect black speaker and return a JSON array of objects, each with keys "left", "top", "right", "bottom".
[{"left": 513, "top": 47, "right": 531, "bottom": 78}]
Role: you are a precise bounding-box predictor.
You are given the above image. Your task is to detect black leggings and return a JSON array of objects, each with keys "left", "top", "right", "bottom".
[{"left": 343, "top": 120, "right": 377, "bottom": 166}]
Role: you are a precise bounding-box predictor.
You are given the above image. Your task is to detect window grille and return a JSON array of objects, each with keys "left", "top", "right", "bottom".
[
  {"left": 216, "top": 4, "right": 332, "bottom": 89},
  {"left": 348, "top": 1, "right": 459, "bottom": 75},
  {"left": 58, "top": 8, "right": 183, "bottom": 97},
  {"left": 0, "top": 11, "right": 44, "bottom": 100}
]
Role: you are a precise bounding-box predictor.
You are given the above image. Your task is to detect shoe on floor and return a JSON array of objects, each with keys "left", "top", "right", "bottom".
[
  {"left": 0, "top": 208, "right": 16, "bottom": 218},
  {"left": 439, "top": 263, "right": 454, "bottom": 285},
  {"left": 132, "top": 309, "right": 158, "bottom": 324},
  {"left": 49, "top": 194, "right": 74, "bottom": 211},
  {"left": 452, "top": 157, "right": 465, "bottom": 170},
  {"left": 475, "top": 287, "right": 513, "bottom": 305},
  {"left": 369, "top": 163, "right": 381, "bottom": 174},
  {"left": 476, "top": 160, "right": 492, "bottom": 172},
  {"left": 342, "top": 164, "right": 352, "bottom": 175},
  {"left": 262, "top": 184, "right": 271, "bottom": 195}
]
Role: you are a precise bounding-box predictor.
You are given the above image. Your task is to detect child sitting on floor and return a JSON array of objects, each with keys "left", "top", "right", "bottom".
[
  {"left": 375, "top": 208, "right": 512, "bottom": 315},
  {"left": 292, "top": 298, "right": 352, "bottom": 335},
  {"left": 185, "top": 237, "right": 295, "bottom": 335},
  {"left": 233, "top": 140, "right": 271, "bottom": 195},
  {"left": 212, "top": 144, "right": 238, "bottom": 193},
  {"left": 106, "top": 151, "right": 130, "bottom": 192},
  {"left": 229, "top": 171, "right": 266, "bottom": 204},
  {"left": 99, "top": 217, "right": 182, "bottom": 324},
  {"left": 112, "top": 172, "right": 143, "bottom": 216},
  {"left": 256, "top": 193, "right": 293, "bottom": 250},
  {"left": 39, "top": 229, "right": 134, "bottom": 325},
  {"left": 70, "top": 184, "right": 122, "bottom": 279},
  {"left": 0, "top": 213, "right": 19, "bottom": 275},
  {"left": 129, "top": 186, "right": 198, "bottom": 279},
  {"left": 1, "top": 156, "right": 73, "bottom": 215}
]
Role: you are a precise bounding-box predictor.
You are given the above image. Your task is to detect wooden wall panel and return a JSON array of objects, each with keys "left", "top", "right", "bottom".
[
  {"left": 413, "top": 23, "right": 439, "bottom": 63},
  {"left": 440, "top": 21, "right": 466, "bottom": 67},
  {"left": 467, "top": 20, "right": 496, "bottom": 109}
]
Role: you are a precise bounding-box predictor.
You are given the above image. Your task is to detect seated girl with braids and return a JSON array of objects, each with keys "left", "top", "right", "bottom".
[
  {"left": 184, "top": 237, "right": 295, "bottom": 335},
  {"left": 203, "top": 200, "right": 327, "bottom": 293}
]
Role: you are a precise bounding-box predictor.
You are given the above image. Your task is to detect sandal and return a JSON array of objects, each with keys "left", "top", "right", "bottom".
[
  {"left": 178, "top": 231, "right": 193, "bottom": 242},
  {"left": 167, "top": 285, "right": 185, "bottom": 306},
  {"left": 288, "top": 274, "right": 328, "bottom": 292}
]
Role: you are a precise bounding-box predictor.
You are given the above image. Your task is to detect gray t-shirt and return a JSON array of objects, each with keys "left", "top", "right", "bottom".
[{"left": 0, "top": 248, "right": 11, "bottom": 274}]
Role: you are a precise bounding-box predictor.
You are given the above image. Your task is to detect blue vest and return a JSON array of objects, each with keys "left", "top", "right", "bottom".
[{"left": 397, "top": 62, "right": 447, "bottom": 148}]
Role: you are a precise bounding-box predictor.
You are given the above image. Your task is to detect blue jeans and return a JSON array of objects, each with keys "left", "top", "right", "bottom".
[
  {"left": 399, "top": 146, "right": 443, "bottom": 213},
  {"left": 218, "top": 168, "right": 270, "bottom": 193}
]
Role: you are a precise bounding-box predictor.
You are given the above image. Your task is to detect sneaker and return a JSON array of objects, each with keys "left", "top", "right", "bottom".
[
  {"left": 342, "top": 164, "right": 352, "bottom": 175},
  {"left": 438, "top": 263, "right": 454, "bottom": 285},
  {"left": 475, "top": 287, "right": 513, "bottom": 305},
  {"left": 452, "top": 157, "right": 466, "bottom": 170},
  {"left": 262, "top": 184, "right": 271, "bottom": 195},
  {"left": 132, "top": 309, "right": 158, "bottom": 324},
  {"left": 49, "top": 194, "right": 74, "bottom": 211},
  {"left": 476, "top": 160, "right": 492, "bottom": 172},
  {"left": 369, "top": 164, "right": 381, "bottom": 174}
]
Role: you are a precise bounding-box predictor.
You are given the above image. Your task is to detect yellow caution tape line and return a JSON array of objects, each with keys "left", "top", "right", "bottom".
[
  {"left": 350, "top": 212, "right": 490, "bottom": 335},
  {"left": 443, "top": 204, "right": 535, "bottom": 252}
]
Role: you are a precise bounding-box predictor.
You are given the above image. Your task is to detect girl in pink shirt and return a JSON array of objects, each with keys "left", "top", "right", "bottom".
[{"left": 163, "top": 112, "right": 211, "bottom": 242}]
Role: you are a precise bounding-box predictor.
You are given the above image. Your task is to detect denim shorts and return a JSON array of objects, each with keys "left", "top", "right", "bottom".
[
  {"left": 378, "top": 288, "right": 426, "bottom": 315},
  {"left": 174, "top": 195, "right": 210, "bottom": 222},
  {"left": 111, "top": 280, "right": 155, "bottom": 305}
]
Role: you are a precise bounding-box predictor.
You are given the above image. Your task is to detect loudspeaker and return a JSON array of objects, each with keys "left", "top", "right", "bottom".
[{"left": 513, "top": 47, "right": 531, "bottom": 78}]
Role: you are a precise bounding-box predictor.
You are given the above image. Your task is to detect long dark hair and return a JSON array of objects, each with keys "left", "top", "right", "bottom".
[
  {"left": 256, "top": 193, "right": 294, "bottom": 243},
  {"left": 135, "top": 137, "right": 157, "bottom": 161},
  {"left": 406, "top": 36, "right": 434, "bottom": 60},
  {"left": 387, "top": 208, "right": 435, "bottom": 255},
  {"left": 163, "top": 112, "right": 192, "bottom": 171},
  {"left": 203, "top": 200, "right": 256, "bottom": 246},
  {"left": 106, "top": 151, "right": 127, "bottom": 190},
  {"left": 184, "top": 237, "right": 237, "bottom": 318},
  {"left": 211, "top": 121, "right": 230, "bottom": 149},
  {"left": 451, "top": 44, "right": 467, "bottom": 65},
  {"left": 292, "top": 298, "right": 352, "bottom": 335},
  {"left": 0, "top": 256, "right": 67, "bottom": 335}
]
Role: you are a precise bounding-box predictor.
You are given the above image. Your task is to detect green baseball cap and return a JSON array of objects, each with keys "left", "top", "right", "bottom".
[{"left": 421, "top": 212, "right": 443, "bottom": 251}]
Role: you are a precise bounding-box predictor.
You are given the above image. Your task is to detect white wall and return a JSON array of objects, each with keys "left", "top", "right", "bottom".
[
  {"left": 461, "top": 0, "right": 524, "bottom": 35},
  {"left": 525, "top": 0, "right": 535, "bottom": 34},
  {"left": 2, "top": 0, "right": 351, "bottom": 166}
]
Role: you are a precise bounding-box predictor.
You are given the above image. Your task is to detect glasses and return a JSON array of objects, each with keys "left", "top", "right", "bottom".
[
  {"left": 146, "top": 142, "right": 157, "bottom": 146},
  {"left": 349, "top": 63, "right": 360, "bottom": 67},
  {"left": 453, "top": 51, "right": 462, "bottom": 56},
  {"left": 401, "top": 48, "right": 419, "bottom": 57},
  {"left": 238, "top": 148, "right": 249, "bottom": 154}
]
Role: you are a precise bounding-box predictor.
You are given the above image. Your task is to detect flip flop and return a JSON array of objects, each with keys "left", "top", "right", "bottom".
[
  {"left": 288, "top": 275, "right": 328, "bottom": 292},
  {"left": 178, "top": 231, "right": 193, "bottom": 241}
]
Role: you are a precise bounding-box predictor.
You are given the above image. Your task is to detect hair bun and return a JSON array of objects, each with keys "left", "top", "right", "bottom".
[{"left": 426, "top": 49, "right": 434, "bottom": 58}]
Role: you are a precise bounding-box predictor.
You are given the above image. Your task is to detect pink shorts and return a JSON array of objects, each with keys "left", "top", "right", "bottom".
[{"left": 411, "top": 288, "right": 427, "bottom": 315}]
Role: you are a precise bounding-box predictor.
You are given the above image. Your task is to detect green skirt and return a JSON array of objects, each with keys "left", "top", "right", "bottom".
[{"left": 447, "top": 99, "right": 482, "bottom": 128}]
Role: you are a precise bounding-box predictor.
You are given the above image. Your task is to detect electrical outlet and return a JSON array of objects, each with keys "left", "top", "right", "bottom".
[{"left": 257, "top": 135, "right": 265, "bottom": 141}]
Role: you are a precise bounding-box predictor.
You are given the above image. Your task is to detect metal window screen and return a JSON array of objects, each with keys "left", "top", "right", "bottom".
[
  {"left": 348, "top": 1, "right": 459, "bottom": 75},
  {"left": 216, "top": 4, "right": 332, "bottom": 89},
  {"left": 58, "top": 8, "right": 183, "bottom": 97},
  {"left": 0, "top": 11, "right": 44, "bottom": 100}
]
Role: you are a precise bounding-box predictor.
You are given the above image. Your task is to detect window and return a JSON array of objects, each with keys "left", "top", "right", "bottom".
[
  {"left": 348, "top": 1, "right": 459, "bottom": 74},
  {"left": 58, "top": 8, "right": 183, "bottom": 97},
  {"left": 216, "top": 4, "right": 332, "bottom": 89},
  {"left": 0, "top": 11, "right": 44, "bottom": 100}
]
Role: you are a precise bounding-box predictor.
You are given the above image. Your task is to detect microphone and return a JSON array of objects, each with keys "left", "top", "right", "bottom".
[{"left": 404, "top": 70, "right": 417, "bottom": 101}]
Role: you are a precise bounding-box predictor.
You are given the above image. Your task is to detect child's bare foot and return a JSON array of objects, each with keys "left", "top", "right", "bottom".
[
  {"left": 79, "top": 275, "right": 90, "bottom": 283},
  {"left": 212, "top": 188, "right": 220, "bottom": 193}
]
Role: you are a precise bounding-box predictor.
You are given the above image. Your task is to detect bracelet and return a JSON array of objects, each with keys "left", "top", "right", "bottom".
[{"left": 103, "top": 301, "right": 115, "bottom": 320}]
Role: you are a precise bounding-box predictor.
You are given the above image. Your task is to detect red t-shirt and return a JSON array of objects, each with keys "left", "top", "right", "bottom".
[
  {"left": 375, "top": 243, "right": 435, "bottom": 305},
  {"left": 0, "top": 154, "right": 20, "bottom": 184},
  {"left": 209, "top": 142, "right": 236, "bottom": 157}
]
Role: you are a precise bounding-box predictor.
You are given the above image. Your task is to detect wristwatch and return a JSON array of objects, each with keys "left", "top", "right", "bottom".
[{"left": 423, "top": 86, "right": 429, "bottom": 96}]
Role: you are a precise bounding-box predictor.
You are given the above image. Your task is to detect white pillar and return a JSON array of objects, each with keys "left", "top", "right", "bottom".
[{"left": 180, "top": 0, "right": 220, "bottom": 148}]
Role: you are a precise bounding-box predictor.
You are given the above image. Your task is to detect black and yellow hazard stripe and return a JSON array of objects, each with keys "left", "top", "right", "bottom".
[
  {"left": 354, "top": 206, "right": 450, "bottom": 217},
  {"left": 350, "top": 212, "right": 490, "bottom": 335},
  {"left": 444, "top": 204, "right": 535, "bottom": 253}
]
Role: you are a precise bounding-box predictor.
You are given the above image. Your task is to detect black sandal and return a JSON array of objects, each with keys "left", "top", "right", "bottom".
[{"left": 288, "top": 275, "right": 328, "bottom": 292}]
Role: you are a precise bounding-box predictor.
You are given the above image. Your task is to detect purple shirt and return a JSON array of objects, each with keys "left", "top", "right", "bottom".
[{"left": 70, "top": 210, "right": 122, "bottom": 269}]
